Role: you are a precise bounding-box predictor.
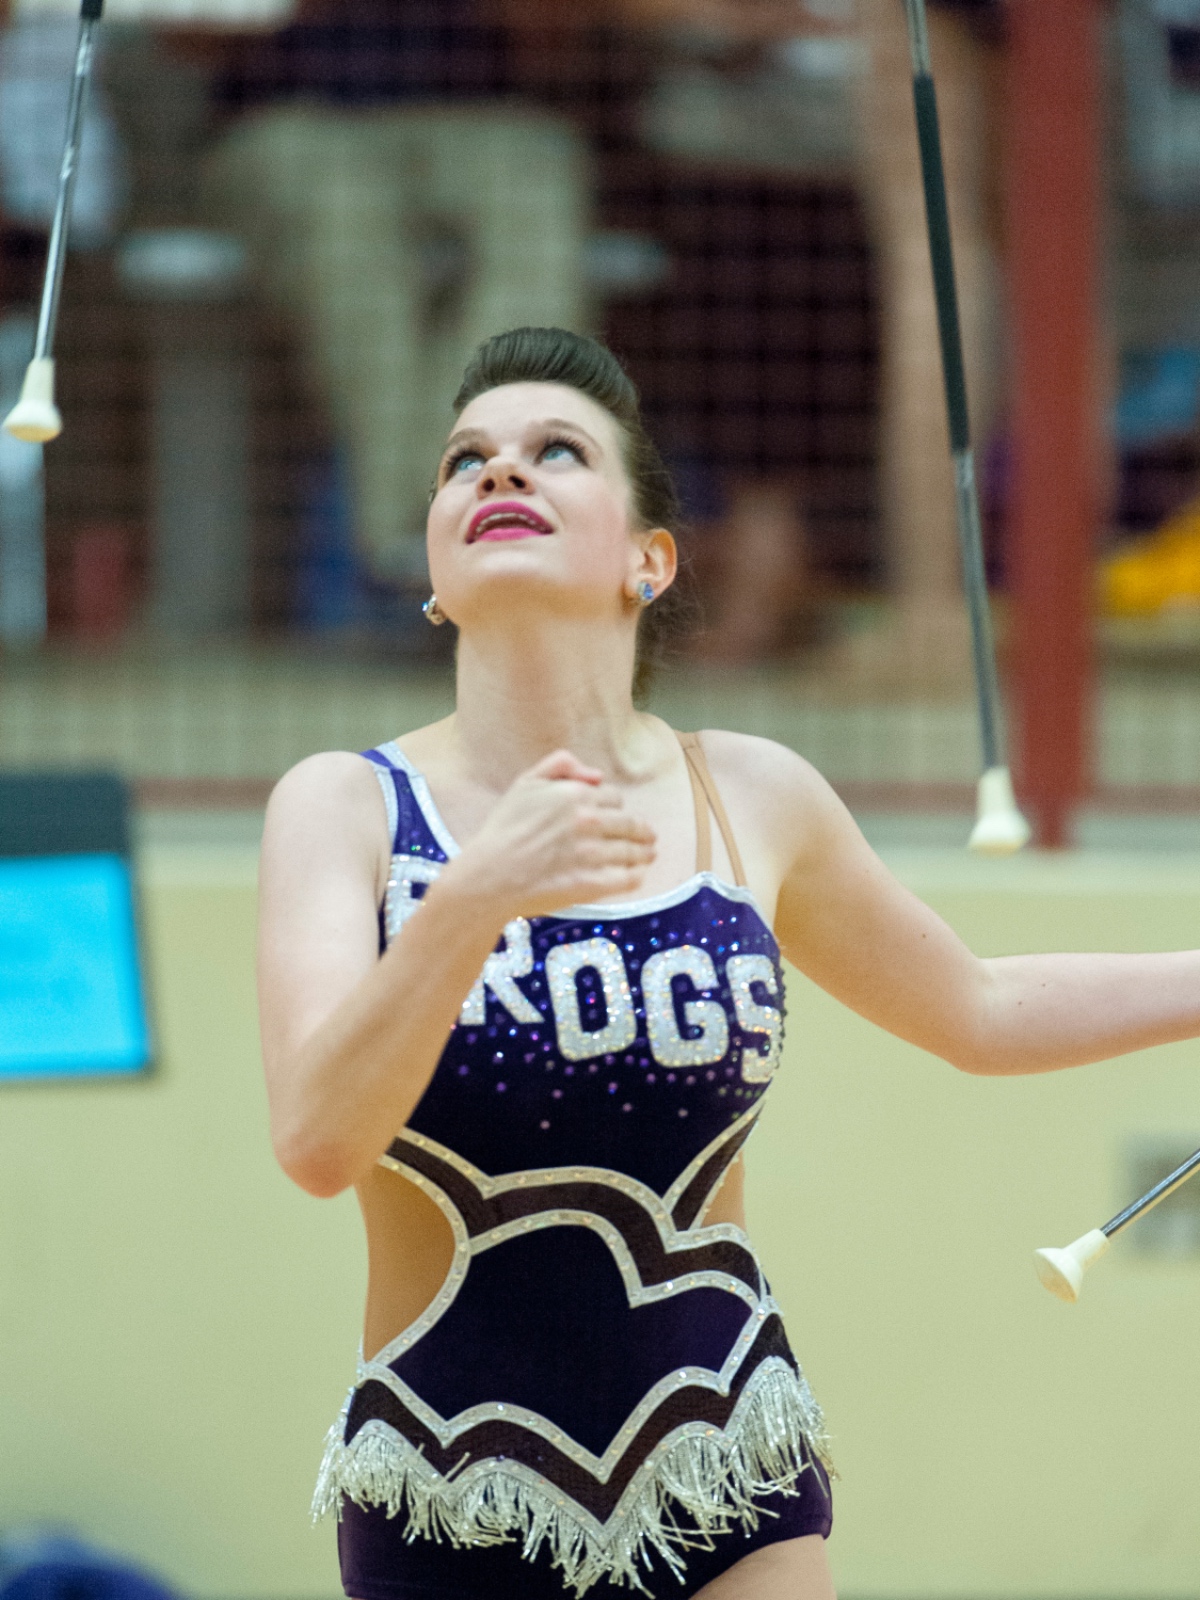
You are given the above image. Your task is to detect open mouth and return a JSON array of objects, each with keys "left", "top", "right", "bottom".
[{"left": 468, "top": 503, "right": 554, "bottom": 542}]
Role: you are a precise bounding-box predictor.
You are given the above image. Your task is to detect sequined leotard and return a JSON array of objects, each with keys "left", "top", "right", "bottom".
[{"left": 316, "top": 737, "right": 832, "bottom": 1598}]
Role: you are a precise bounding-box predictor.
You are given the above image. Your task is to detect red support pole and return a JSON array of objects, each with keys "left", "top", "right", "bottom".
[{"left": 1008, "top": 0, "right": 1101, "bottom": 848}]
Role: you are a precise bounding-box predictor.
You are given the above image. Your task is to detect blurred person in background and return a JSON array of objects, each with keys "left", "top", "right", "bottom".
[
  {"left": 847, "top": 0, "right": 1002, "bottom": 685},
  {"left": 199, "top": 0, "right": 845, "bottom": 647},
  {"left": 201, "top": 0, "right": 592, "bottom": 605},
  {"left": 629, "top": 0, "right": 862, "bottom": 662},
  {"left": 0, "top": 0, "right": 1002, "bottom": 669},
  {"left": 634, "top": 0, "right": 1002, "bottom": 669}
]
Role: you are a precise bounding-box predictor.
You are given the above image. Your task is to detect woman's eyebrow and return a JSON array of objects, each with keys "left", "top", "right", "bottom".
[
  {"left": 539, "top": 418, "right": 602, "bottom": 452},
  {"left": 441, "top": 428, "right": 489, "bottom": 455},
  {"left": 441, "top": 418, "right": 603, "bottom": 459}
]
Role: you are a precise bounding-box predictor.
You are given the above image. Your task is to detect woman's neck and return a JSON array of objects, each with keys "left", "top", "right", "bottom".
[{"left": 448, "top": 614, "right": 656, "bottom": 790}]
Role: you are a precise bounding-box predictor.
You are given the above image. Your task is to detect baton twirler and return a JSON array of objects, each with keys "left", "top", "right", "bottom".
[
  {"left": 3, "top": 0, "right": 106, "bottom": 444},
  {"left": 901, "top": 0, "right": 1031, "bottom": 854},
  {"left": 1035, "top": 1146, "right": 1200, "bottom": 1302}
]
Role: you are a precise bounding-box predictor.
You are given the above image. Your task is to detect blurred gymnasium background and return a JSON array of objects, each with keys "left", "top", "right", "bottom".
[{"left": 2, "top": 2, "right": 1200, "bottom": 1598}]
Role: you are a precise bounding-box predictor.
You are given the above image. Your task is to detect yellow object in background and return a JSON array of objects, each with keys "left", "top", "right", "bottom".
[{"left": 1102, "top": 499, "right": 1200, "bottom": 615}]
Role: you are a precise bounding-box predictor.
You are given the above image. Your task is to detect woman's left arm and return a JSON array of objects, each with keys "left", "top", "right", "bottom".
[{"left": 744, "top": 739, "right": 1200, "bottom": 1077}]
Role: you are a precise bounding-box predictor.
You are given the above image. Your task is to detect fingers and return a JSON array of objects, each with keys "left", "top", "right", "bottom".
[
  {"left": 530, "top": 749, "right": 603, "bottom": 786},
  {"left": 525, "top": 758, "right": 655, "bottom": 841},
  {"left": 580, "top": 802, "right": 656, "bottom": 846},
  {"left": 577, "top": 834, "right": 656, "bottom": 870}
]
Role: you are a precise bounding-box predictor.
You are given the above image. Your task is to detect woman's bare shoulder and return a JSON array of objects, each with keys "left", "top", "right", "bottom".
[
  {"left": 692, "top": 729, "right": 855, "bottom": 853},
  {"left": 694, "top": 729, "right": 836, "bottom": 805},
  {"left": 267, "top": 749, "right": 382, "bottom": 817},
  {"left": 263, "top": 751, "right": 390, "bottom": 874}
]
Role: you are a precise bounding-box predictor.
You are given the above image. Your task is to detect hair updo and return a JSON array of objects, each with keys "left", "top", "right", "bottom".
[{"left": 453, "top": 327, "right": 696, "bottom": 703}]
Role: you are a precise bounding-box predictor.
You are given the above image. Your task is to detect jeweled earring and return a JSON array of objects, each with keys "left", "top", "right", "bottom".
[
  {"left": 636, "top": 580, "right": 655, "bottom": 606},
  {"left": 423, "top": 595, "right": 447, "bottom": 626}
]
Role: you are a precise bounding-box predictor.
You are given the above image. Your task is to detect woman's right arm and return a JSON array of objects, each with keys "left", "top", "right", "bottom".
[{"left": 257, "top": 748, "right": 655, "bottom": 1198}]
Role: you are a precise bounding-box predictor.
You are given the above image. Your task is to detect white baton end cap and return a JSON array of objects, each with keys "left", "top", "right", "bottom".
[
  {"left": 969, "top": 766, "right": 1032, "bottom": 856},
  {"left": 1034, "top": 1228, "right": 1110, "bottom": 1302},
  {"left": 3, "top": 358, "right": 62, "bottom": 443}
]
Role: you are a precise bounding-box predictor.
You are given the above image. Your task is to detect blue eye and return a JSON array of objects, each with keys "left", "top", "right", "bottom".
[
  {"left": 446, "top": 450, "right": 483, "bottom": 477},
  {"left": 542, "top": 440, "right": 583, "bottom": 464}
]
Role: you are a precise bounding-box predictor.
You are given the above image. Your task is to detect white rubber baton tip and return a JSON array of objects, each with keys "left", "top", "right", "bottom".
[
  {"left": 1034, "top": 1228, "right": 1110, "bottom": 1303},
  {"left": 3, "top": 358, "right": 62, "bottom": 443},
  {"left": 968, "top": 766, "right": 1032, "bottom": 856}
]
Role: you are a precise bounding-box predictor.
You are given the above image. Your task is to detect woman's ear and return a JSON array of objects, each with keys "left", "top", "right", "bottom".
[{"left": 630, "top": 529, "right": 676, "bottom": 600}]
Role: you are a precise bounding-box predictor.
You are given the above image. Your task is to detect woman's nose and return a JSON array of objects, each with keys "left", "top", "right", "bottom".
[{"left": 480, "top": 458, "right": 530, "bottom": 494}]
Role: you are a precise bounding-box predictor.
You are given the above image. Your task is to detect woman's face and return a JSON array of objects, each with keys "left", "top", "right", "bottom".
[{"left": 426, "top": 382, "right": 672, "bottom": 629}]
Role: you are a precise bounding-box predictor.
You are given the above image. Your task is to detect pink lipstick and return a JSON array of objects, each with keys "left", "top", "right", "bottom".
[{"left": 468, "top": 501, "right": 554, "bottom": 542}]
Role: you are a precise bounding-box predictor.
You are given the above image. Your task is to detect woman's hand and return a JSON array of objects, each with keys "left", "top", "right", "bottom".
[
  {"left": 440, "top": 749, "right": 657, "bottom": 922},
  {"left": 258, "top": 747, "right": 656, "bottom": 1195}
]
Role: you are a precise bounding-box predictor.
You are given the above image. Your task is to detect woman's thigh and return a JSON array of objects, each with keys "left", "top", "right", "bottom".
[{"left": 693, "top": 1534, "right": 836, "bottom": 1600}]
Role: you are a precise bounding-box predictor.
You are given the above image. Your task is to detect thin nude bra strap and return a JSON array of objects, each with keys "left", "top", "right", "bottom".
[
  {"left": 675, "top": 732, "right": 747, "bottom": 887},
  {"left": 677, "top": 732, "right": 712, "bottom": 875}
]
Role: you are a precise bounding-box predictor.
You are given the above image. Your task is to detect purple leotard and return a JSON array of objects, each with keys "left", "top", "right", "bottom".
[{"left": 316, "top": 737, "right": 832, "bottom": 1598}]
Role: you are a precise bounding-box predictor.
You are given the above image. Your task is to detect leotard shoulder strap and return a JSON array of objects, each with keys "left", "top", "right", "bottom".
[{"left": 675, "top": 731, "right": 746, "bottom": 887}]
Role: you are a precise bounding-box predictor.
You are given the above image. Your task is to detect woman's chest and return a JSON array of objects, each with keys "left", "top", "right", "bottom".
[
  {"left": 411, "top": 765, "right": 779, "bottom": 923},
  {"left": 390, "top": 871, "right": 786, "bottom": 1191}
]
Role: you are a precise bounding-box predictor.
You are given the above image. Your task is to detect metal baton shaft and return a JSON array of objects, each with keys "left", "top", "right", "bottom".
[
  {"left": 33, "top": 0, "right": 105, "bottom": 364},
  {"left": 902, "top": 0, "right": 1005, "bottom": 776},
  {"left": 1102, "top": 1147, "right": 1200, "bottom": 1239}
]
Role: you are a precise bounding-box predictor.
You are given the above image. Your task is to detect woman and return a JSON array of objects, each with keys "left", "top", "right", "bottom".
[{"left": 258, "top": 327, "right": 1200, "bottom": 1600}]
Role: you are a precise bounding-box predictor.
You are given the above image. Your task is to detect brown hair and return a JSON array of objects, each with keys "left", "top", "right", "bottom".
[{"left": 454, "top": 327, "right": 696, "bottom": 703}]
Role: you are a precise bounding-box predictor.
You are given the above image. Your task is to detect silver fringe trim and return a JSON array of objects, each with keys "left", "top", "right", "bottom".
[{"left": 312, "top": 1361, "right": 832, "bottom": 1596}]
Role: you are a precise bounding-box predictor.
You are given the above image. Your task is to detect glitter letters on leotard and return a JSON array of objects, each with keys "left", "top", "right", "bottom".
[
  {"left": 384, "top": 802, "right": 773, "bottom": 1072},
  {"left": 642, "top": 945, "right": 729, "bottom": 1068}
]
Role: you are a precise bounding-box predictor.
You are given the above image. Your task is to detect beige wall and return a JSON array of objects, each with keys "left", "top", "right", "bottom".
[{"left": 2, "top": 845, "right": 1199, "bottom": 1598}]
